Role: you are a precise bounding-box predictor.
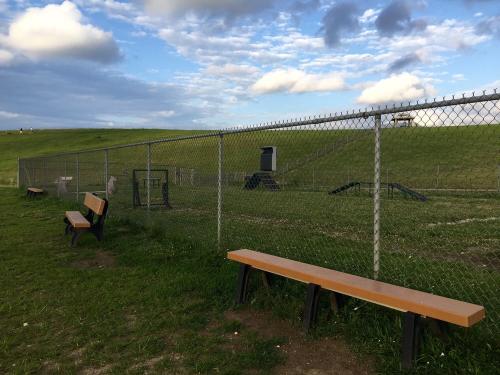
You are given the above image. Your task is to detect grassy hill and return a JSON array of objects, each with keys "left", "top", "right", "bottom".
[
  {"left": 5, "top": 125, "right": 499, "bottom": 192},
  {"left": 0, "top": 129, "right": 208, "bottom": 185}
]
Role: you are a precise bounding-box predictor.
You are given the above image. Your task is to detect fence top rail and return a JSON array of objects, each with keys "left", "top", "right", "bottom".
[{"left": 20, "top": 90, "right": 500, "bottom": 161}]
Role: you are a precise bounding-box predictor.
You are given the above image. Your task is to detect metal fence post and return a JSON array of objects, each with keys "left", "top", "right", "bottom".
[
  {"left": 147, "top": 143, "right": 151, "bottom": 210},
  {"left": 76, "top": 154, "right": 80, "bottom": 202},
  {"left": 373, "top": 114, "right": 382, "bottom": 280},
  {"left": 217, "top": 133, "right": 224, "bottom": 249},
  {"left": 43, "top": 158, "right": 47, "bottom": 190},
  {"left": 17, "top": 157, "right": 20, "bottom": 188},
  {"left": 104, "top": 150, "right": 109, "bottom": 200}
]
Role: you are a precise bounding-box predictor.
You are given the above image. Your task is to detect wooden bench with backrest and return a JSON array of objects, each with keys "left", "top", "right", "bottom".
[
  {"left": 27, "top": 187, "right": 44, "bottom": 198},
  {"left": 63, "top": 192, "right": 109, "bottom": 246},
  {"left": 228, "top": 249, "right": 485, "bottom": 369}
]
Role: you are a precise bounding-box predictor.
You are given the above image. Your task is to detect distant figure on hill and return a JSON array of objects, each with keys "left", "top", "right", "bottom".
[
  {"left": 30, "top": 127, "right": 33, "bottom": 132},
  {"left": 19, "top": 128, "right": 23, "bottom": 134}
]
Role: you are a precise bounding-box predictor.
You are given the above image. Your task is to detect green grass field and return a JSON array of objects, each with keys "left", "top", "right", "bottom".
[
  {"left": 0, "top": 129, "right": 208, "bottom": 186},
  {"left": 1, "top": 188, "right": 498, "bottom": 374},
  {"left": 2, "top": 126, "right": 500, "bottom": 373},
  {"left": 0, "top": 188, "right": 291, "bottom": 374}
]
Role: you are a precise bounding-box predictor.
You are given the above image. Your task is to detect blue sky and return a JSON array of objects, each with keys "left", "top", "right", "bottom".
[{"left": 0, "top": 0, "right": 499, "bottom": 130}]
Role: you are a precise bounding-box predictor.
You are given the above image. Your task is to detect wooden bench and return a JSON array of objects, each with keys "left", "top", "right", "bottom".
[
  {"left": 64, "top": 192, "right": 108, "bottom": 246},
  {"left": 27, "top": 187, "right": 44, "bottom": 198},
  {"left": 227, "top": 249, "right": 485, "bottom": 369}
]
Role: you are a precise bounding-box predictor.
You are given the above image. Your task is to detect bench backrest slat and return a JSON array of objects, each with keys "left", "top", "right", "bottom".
[
  {"left": 84, "top": 192, "right": 106, "bottom": 215},
  {"left": 228, "top": 249, "right": 485, "bottom": 328}
]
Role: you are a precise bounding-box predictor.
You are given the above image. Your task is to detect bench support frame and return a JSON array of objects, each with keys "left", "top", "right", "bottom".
[
  {"left": 236, "top": 264, "right": 252, "bottom": 304},
  {"left": 70, "top": 230, "right": 84, "bottom": 247},
  {"left": 228, "top": 250, "right": 481, "bottom": 371},
  {"left": 402, "top": 312, "right": 421, "bottom": 369},
  {"left": 27, "top": 189, "right": 44, "bottom": 198},
  {"left": 233, "top": 263, "right": 351, "bottom": 332},
  {"left": 304, "top": 283, "right": 321, "bottom": 330},
  {"left": 427, "top": 318, "right": 449, "bottom": 338},
  {"left": 261, "top": 271, "right": 273, "bottom": 289},
  {"left": 330, "top": 291, "right": 349, "bottom": 314},
  {"left": 64, "top": 198, "right": 108, "bottom": 247}
]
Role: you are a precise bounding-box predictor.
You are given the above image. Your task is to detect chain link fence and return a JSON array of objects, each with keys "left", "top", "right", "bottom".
[{"left": 19, "top": 91, "right": 500, "bottom": 340}]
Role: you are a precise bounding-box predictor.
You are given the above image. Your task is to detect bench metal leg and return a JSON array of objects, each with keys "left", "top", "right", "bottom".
[
  {"left": 91, "top": 226, "right": 104, "bottom": 241},
  {"left": 427, "top": 318, "right": 449, "bottom": 339},
  {"left": 261, "top": 271, "right": 273, "bottom": 289},
  {"left": 304, "top": 283, "right": 321, "bottom": 331},
  {"left": 402, "top": 312, "right": 421, "bottom": 369},
  {"left": 236, "top": 264, "right": 251, "bottom": 304},
  {"left": 330, "top": 291, "right": 349, "bottom": 314},
  {"left": 71, "top": 231, "right": 83, "bottom": 247},
  {"left": 64, "top": 217, "right": 71, "bottom": 235}
]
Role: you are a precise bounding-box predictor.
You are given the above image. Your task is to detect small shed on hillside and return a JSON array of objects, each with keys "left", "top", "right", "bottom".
[{"left": 391, "top": 113, "right": 417, "bottom": 127}]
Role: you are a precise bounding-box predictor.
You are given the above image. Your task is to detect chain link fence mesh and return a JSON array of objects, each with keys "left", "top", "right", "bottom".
[{"left": 18, "top": 91, "right": 500, "bottom": 339}]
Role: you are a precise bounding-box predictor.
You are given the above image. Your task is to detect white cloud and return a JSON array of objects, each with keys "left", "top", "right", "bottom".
[
  {"left": 360, "top": 8, "right": 380, "bottom": 24},
  {"left": 451, "top": 73, "right": 466, "bottom": 82},
  {"left": 0, "top": 49, "right": 14, "bottom": 65},
  {"left": 301, "top": 52, "right": 390, "bottom": 69},
  {"left": 0, "top": 0, "right": 7, "bottom": 13},
  {"left": 73, "top": 0, "right": 141, "bottom": 24},
  {"left": 0, "top": 110, "right": 20, "bottom": 118},
  {"left": 81, "top": 0, "right": 134, "bottom": 13},
  {"left": 265, "top": 32, "right": 324, "bottom": 51},
  {"left": 205, "top": 63, "right": 259, "bottom": 76},
  {"left": 143, "top": 0, "right": 272, "bottom": 17},
  {"left": 385, "top": 19, "right": 489, "bottom": 53},
  {"left": 252, "top": 68, "right": 346, "bottom": 94},
  {"left": 357, "top": 72, "right": 436, "bottom": 104},
  {"left": 153, "top": 110, "right": 176, "bottom": 118},
  {"left": 159, "top": 27, "right": 249, "bottom": 52},
  {"left": 1, "top": 1, "right": 120, "bottom": 63},
  {"left": 158, "top": 27, "right": 293, "bottom": 64}
]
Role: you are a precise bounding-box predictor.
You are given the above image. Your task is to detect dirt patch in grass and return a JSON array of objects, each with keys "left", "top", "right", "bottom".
[
  {"left": 41, "top": 360, "right": 61, "bottom": 373},
  {"left": 69, "top": 347, "right": 86, "bottom": 366},
  {"left": 82, "top": 364, "right": 113, "bottom": 375},
  {"left": 129, "top": 355, "right": 166, "bottom": 373},
  {"left": 426, "top": 216, "right": 500, "bottom": 227},
  {"left": 225, "top": 308, "right": 375, "bottom": 375},
  {"left": 71, "top": 251, "right": 116, "bottom": 269}
]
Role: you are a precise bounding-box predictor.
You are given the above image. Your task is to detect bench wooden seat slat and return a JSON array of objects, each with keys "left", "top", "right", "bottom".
[
  {"left": 27, "top": 187, "right": 44, "bottom": 198},
  {"left": 228, "top": 249, "right": 485, "bottom": 327},
  {"left": 28, "top": 187, "right": 44, "bottom": 193},
  {"left": 65, "top": 211, "right": 91, "bottom": 229}
]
